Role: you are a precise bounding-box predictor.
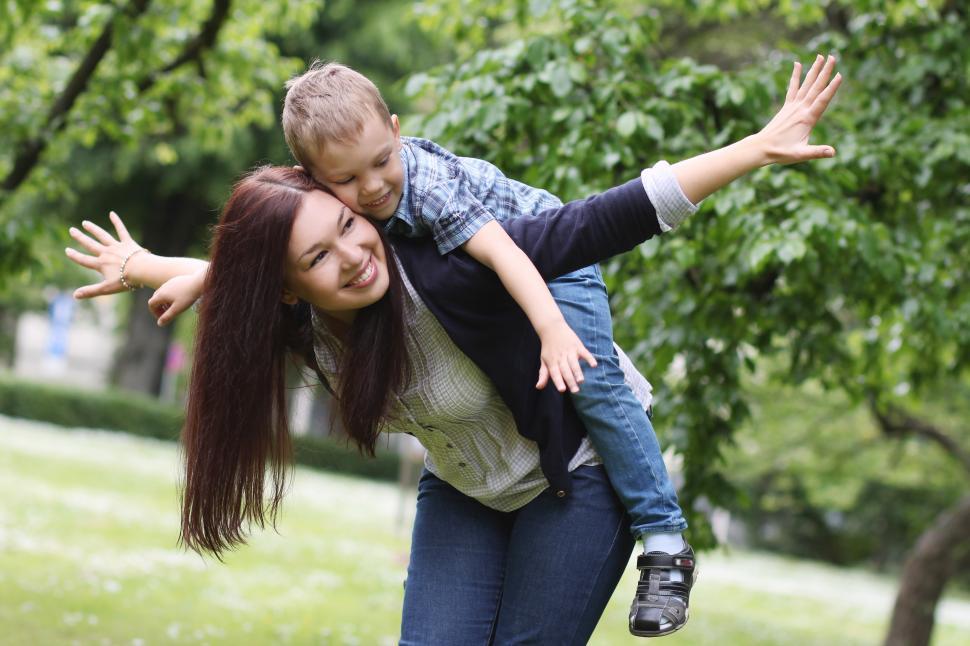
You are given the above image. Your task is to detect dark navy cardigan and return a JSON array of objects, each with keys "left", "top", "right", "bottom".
[{"left": 391, "top": 178, "right": 662, "bottom": 496}]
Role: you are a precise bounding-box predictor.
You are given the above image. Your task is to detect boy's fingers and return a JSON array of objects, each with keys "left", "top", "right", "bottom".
[
  {"left": 785, "top": 61, "right": 801, "bottom": 103},
  {"left": 579, "top": 347, "right": 598, "bottom": 368},
  {"left": 805, "top": 55, "right": 836, "bottom": 103},
  {"left": 568, "top": 356, "right": 585, "bottom": 387},
  {"left": 796, "top": 54, "right": 825, "bottom": 101},
  {"left": 559, "top": 360, "right": 579, "bottom": 393},
  {"left": 550, "top": 366, "right": 567, "bottom": 393},
  {"left": 810, "top": 73, "right": 842, "bottom": 118},
  {"left": 536, "top": 365, "right": 549, "bottom": 389}
]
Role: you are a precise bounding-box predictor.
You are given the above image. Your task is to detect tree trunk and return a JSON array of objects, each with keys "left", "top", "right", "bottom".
[
  {"left": 884, "top": 494, "right": 970, "bottom": 646},
  {"left": 110, "top": 289, "right": 174, "bottom": 395},
  {"left": 109, "top": 193, "right": 208, "bottom": 396}
]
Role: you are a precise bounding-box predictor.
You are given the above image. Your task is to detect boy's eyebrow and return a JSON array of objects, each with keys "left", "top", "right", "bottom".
[{"left": 298, "top": 206, "right": 348, "bottom": 261}]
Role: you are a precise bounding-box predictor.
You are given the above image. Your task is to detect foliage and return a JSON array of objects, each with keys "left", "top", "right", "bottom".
[
  {"left": 0, "top": 376, "right": 399, "bottom": 481},
  {"left": 0, "top": 0, "right": 322, "bottom": 281},
  {"left": 726, "top": 383, "right": 967, "bottom": 583},
  {"left": 404, "top": 0, "right": 970, "bottom": 547}
]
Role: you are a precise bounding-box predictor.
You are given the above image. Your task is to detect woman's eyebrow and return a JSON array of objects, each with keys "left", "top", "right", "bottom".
[{"left": 298, "top": 206, "right": 348, "bottom": 261}]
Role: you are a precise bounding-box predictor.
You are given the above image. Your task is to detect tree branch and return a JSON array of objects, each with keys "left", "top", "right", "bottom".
[
  {"left": 1, "top": 0, "right": 232, "bottom": 196},
  {"left": 1, "top": 0, "right": 152, "bottom": 193},
  {"left": 868, "top": 398, "right": 970, "bottom": 476},
  {"left": 137, "top": 0, "right": 232, "bottom": 93}
]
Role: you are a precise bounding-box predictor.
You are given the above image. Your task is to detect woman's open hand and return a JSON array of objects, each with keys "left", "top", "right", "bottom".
[
  {"left": 757, "top": 54, "right": 843, "bottom": 165},
  {"left": 65, "top": 211, "right": 146, "bottom": 299}
]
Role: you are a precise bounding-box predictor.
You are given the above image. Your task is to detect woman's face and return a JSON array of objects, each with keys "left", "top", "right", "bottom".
[{"left": 283, "top": 189, "right": 389, "bottom": 322}]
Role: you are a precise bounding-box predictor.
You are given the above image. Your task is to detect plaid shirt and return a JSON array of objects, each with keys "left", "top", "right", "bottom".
[
  {"left": 312, "top": 265, "right": 654, "bottom": 512},
  {"left": 384, "top": 137, "right": 563, "bottom": 254}
]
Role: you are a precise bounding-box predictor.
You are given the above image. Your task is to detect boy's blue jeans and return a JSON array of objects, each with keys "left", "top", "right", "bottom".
[
  {"left": 548, "top": 265, "right": 688, "bottom": 538},
  {"left": 400, "top": 465, "right": 634, "bottom": 644}
]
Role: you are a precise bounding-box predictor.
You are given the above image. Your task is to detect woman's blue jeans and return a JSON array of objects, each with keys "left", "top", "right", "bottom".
[
  {"left": 399, "top": 466, "right": 635, "bottom": 645},
  {"left": 549, "top": 265, "right": 687, "bottom": 537}
]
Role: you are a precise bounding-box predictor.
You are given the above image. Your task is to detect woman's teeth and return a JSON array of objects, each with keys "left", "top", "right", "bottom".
[{"left": 347, "top": 260, "right": 374, "bottom": 287}]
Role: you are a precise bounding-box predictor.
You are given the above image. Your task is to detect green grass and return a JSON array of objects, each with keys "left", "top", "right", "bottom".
[{"left": 2, "top": 415, "right": 968, "bottom": 645}]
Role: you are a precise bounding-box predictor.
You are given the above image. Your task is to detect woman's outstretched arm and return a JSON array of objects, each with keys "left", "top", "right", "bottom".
[
  {"left": 671, "top": 54, "right": 842, "bottom": 204},
  {"left": 65, "top": 211, "right": 208, "bottom": 298}
]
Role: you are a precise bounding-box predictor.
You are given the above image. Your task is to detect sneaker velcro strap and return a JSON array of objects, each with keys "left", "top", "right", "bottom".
[{"left": 637, "top": 553, "right": 695, "bottom": 572}]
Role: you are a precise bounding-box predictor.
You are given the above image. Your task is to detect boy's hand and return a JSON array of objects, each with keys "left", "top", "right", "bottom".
[
  {"left": 148, "top": 270, "right": 205, "bottom": 326},
  {"left": 536, "top": 321, "right": 598, "bottom": 393}
]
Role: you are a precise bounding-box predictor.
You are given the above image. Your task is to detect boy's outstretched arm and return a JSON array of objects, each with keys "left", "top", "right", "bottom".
[
  {"left": 671, "top": 54, "right": 842, "bottom": 204},
  {"left": 462, "top": 220, "right": 597, "bottom": 393}
]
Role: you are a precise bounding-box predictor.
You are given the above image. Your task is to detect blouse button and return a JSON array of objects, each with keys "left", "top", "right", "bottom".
[{"left": 555, "top": 490, "right": 567, "bottom": 498}]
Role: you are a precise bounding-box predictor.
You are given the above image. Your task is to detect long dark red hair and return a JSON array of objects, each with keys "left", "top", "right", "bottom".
[{"left": 180, "top": 166, "right": 408, "bottom": 557}]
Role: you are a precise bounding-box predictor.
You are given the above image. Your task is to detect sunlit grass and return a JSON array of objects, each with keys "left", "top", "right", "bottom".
[{"left": 2, "top": 415, "right": 968, "bottom": 645}]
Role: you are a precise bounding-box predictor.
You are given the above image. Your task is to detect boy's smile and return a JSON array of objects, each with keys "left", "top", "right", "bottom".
[{"left": 310, "top": 112, "right": 404, "bottom": 221}]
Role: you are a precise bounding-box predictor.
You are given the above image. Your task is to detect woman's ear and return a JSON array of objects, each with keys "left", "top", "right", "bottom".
[{"left": 281, "top": 289, "right": 298, "bottom": 305}]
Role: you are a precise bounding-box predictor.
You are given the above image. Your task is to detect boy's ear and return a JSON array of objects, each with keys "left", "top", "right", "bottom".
[
  {"left": 391, "top": 114, "right": 401, "bottom": 141},
  {"left": 281, "top": 289, "right": 298, "bottom": 305}
]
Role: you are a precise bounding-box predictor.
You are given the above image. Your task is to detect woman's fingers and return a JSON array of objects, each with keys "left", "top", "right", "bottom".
[
  {"left": 64, "top": 247, "right": 98, "bottom": 270},
  {"left": 109, "top": 211, "right": 133, "bottom": 243},
  {"left": 81, "top": 219, "right": 118, "bottom": 247},
  {"left": 74, "top": 279, "right": 118, "bottom": 300},
  {"left": 69, "top": 227, "right": 104, "bottom": 255}
]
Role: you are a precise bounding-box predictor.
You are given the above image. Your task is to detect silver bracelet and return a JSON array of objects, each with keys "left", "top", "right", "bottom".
[{"left": 119, "top": 247, "right": 148, "bottom": 291}]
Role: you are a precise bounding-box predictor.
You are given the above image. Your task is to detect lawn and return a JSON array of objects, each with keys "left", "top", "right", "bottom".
[{"left": 2, "top": 415, "right": 968, "bottom": 645}]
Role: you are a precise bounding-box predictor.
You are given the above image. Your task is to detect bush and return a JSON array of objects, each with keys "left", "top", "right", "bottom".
[{"left": 0, "top": 376, "right": 398, "bottom": 482}]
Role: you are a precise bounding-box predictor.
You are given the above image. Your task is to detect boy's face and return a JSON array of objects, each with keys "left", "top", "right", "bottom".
[{"left": 310, "top": 113, "right": 404, "bottom": 221}]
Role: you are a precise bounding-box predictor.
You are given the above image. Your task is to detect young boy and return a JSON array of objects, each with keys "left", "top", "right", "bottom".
[{"left": 157, "top": 61, "right": 697, "bottom": 636}]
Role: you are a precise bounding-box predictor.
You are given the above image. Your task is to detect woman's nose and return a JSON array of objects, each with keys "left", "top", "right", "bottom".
[{"left": 335, "top": 240, "right": 363, "bottom": 266}]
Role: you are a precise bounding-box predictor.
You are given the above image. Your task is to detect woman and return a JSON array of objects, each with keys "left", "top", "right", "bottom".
[{"left": 66, "top": 56, "right": 841, "bottom": 643}]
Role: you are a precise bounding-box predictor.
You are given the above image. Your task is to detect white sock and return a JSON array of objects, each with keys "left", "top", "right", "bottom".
[{"left": 641, "top": 532, "right": 685, "bottom": 583}]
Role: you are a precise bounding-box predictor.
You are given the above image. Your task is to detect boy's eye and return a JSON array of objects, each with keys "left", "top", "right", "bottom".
[
  {"left": 334, "top": 177, "right": 354, "bottom": 185},
  {"left": 377, "top": 156, "right": 389, "bottom": 167}
]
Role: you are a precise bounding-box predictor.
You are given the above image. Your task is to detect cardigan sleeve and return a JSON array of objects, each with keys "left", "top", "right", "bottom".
[{"left": 501, "top": 177, "right": 661, "bottom": 280}]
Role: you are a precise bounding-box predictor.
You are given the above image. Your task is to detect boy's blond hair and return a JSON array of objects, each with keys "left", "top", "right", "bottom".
[{"left": 282, "top": 61, "right": 393, "bottom": 172}]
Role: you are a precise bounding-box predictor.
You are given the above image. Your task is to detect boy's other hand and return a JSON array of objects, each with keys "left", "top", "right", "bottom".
[{"left": 536, "top": 321, "right": 598, "bottom": 393}]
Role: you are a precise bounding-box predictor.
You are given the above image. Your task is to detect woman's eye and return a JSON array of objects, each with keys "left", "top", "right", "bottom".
[
  {"left": 343, "top": 216, "right": 355, "bottom": 231},
  {"left": 309, "top": 250, "right": 327, "bottom": 268}
]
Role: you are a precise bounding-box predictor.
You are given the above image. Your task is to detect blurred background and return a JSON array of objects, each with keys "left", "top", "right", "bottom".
[{"left": 0, "top": 1, "right": 967, "bottom": 644}]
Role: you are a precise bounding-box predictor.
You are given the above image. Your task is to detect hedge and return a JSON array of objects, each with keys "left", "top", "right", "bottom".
[{"left": 0, "top": 376, "right": 398, "bottom": 482}]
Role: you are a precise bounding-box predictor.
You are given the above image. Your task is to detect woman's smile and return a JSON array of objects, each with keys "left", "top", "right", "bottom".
[{"left": 345, "top": 257, "right": 377, "bottom": 288}]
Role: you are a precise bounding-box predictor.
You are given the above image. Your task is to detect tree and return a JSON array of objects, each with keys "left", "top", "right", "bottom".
[
  {"left": 405, "top": 1, "right": 968, "bottom": 642},
  {"left": 0, "top": 0, "right": 321, "bottom": 392}
]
